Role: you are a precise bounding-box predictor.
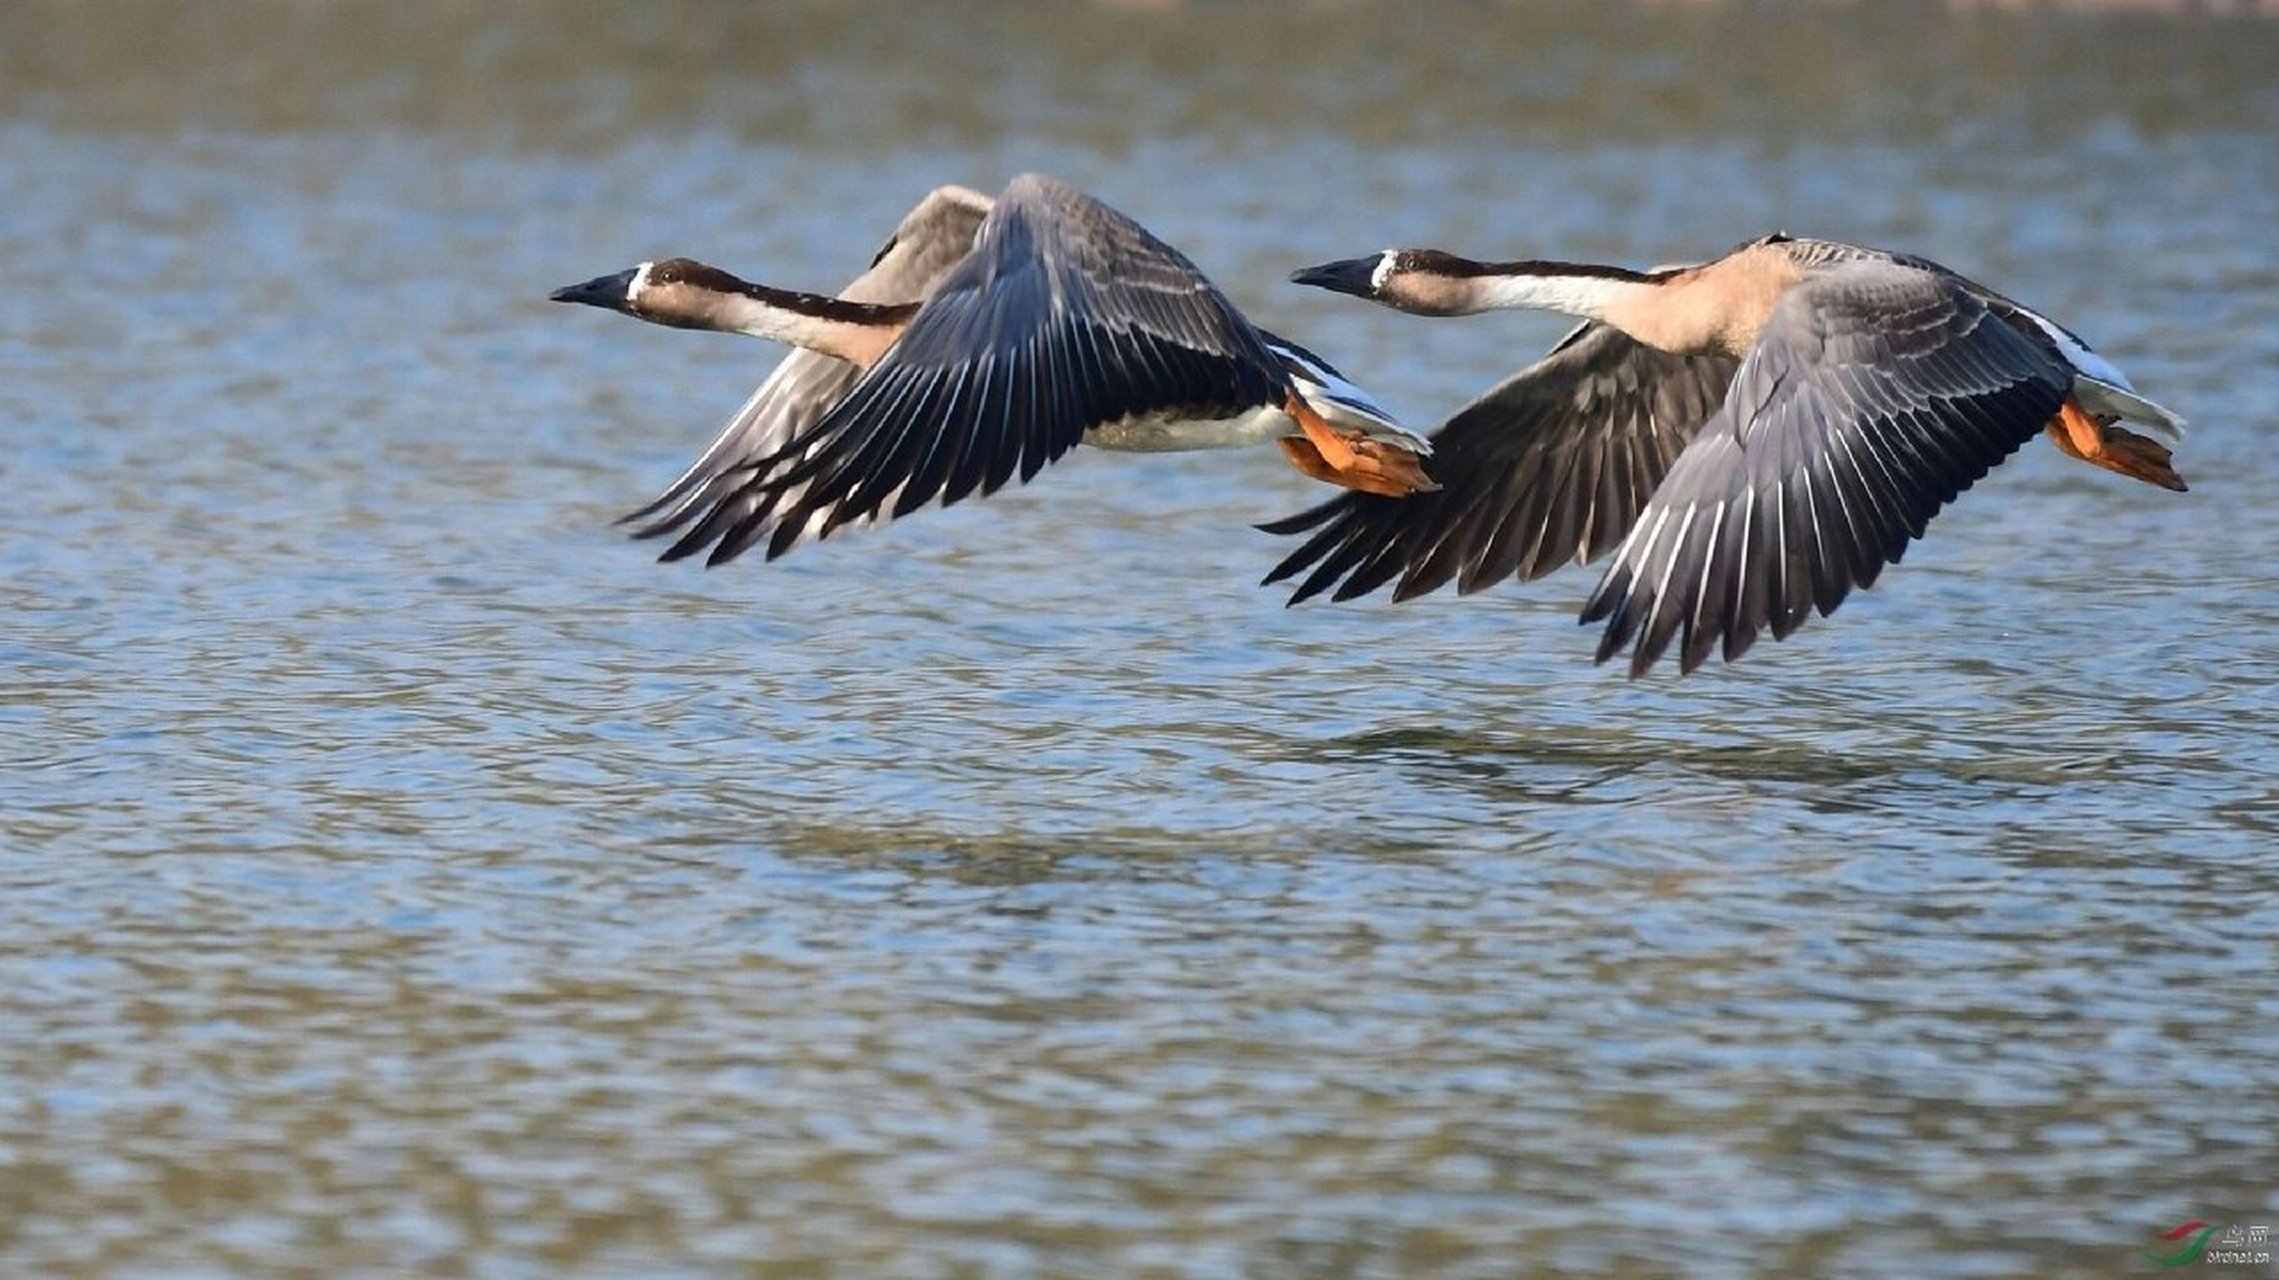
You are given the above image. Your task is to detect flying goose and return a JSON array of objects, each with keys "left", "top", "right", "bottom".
[
  {"left": 550, "top": 175, "right": 1434, "bottom": 566},
  {"left": 1271, "top": 234, "right": 2188, "bottom": 676}
]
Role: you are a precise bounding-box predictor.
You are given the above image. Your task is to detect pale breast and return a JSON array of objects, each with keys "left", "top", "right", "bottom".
[{"left": 1081, "top": 405, "right": 1290, "bottom": 452}]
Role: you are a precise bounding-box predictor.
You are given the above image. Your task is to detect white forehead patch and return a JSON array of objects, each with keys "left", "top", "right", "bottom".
[
  {"left": 1370, "top": 250, "right": 1397, "bottom": 292},
  {"left": 627, "top": 260, "right": 654, "bottom": 301}
]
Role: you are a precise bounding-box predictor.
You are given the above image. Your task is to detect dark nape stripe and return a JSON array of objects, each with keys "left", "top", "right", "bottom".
[
  {"left": 659, "top": 260, "right": 920, "bottom": 328},
  {"left": 744, "top": 283, "right": 922, "bottom": 327},
  {"left": 1420, "top": 251, "right": 1677, "bottom": 285},
  {"left": 1483, "top": 259, "right": 1671, "bottom": 284}
]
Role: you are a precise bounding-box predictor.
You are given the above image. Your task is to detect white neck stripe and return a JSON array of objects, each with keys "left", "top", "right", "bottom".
[{"left": 1470, "top": 271, "right": 1650, "bottom": 320}]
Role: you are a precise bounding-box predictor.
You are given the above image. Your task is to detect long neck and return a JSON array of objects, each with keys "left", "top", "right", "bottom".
[
  {"left": 1464, "top": 263, "right": 1663, "bottom": 323},
  {"left": 1439, "top": 261, "right": 1738, "bottom": 357},
  {"left": 705, "top": 284, "right": 918, "bottom": 368}
]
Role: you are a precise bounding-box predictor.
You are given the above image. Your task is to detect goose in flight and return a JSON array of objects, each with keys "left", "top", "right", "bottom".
[
  {"left": 1270, "top": 234, "right": 2187, "bottom": 675},
  {"left": 550, "top": 175, "right": 1434, "bottom": 566}
]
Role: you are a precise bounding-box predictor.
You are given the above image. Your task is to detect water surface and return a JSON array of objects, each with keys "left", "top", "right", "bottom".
[{"left": 3, "top": 5, "right": 2277, "bottom": 1277}]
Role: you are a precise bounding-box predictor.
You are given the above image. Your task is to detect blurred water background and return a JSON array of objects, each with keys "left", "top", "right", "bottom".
[{"left": 2, "top": 3, "right": 2276, "bottom": 1276}]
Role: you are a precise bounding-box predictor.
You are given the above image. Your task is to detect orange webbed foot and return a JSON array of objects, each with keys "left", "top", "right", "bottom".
[
  {"left": 2047, "top": 397, "right": 2188, "bottom": 492},
  {"left": 1280, "top": 395, "right": 1437, "bottom": 498}
]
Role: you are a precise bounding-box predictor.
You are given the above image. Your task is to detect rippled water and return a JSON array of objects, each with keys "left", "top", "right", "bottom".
[{"left": 4, "top": 4, "right": 2277, "bottom": 1277}]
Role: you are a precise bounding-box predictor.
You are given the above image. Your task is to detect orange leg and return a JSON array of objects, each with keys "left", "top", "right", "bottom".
[
  {"left": 1279, "top": 394, "right": 1437, "bottom": 497},
  {"left": 2046, "top": 396, "right": 2187, "bottom": 492},
  {"left": 1277, "top": 437, "right": 1347, "bottom": 488}
]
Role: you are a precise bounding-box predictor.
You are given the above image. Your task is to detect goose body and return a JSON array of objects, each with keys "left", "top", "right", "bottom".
[
  {"left": 551, "top": 175, "right": 1432, "bottom": 567},
  {"left": 1277, "top": 234, "right": 2187, "bottom": 676}
]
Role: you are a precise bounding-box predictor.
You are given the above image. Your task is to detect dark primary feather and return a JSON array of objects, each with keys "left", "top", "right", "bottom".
[
  {"left": 1261, "top": 322, "right": 1737, "bottom": 605},
  {"left": 625, "top": 186, "right": 993, "bottom": 559},
  {"left": 629, "top": 354, "right": 864, "bottom": 554},
  {"left": 1579, "top": 261, "right": 2073, "bottom": 677},
  {"left": 648, "top": 174, "right": 1291, "bottom": 565}
]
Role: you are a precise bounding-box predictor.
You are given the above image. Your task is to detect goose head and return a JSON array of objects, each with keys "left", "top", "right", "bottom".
[
  {"left": 1290, "top": 249, "right": 1524, "bottom": 317},
  {"left": 549, "top": 258, "right": 749, "bottom": 331},
  {"left": 1294, "top": 250, "right": 1676, "bottom": 325}
]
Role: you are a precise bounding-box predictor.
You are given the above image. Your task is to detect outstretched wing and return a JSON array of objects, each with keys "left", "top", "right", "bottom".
[
  {"left": 1581, "top": 261, "right": 2073, "bottom": 677},
  {"left": 1262, "top": 322, "right": 1736, "bottom": 604},
  {"left": 707, "top": 173, "right": 1291, "bottom": 564},
  {"left": 627, "top": 184, "right": 995, "bottom": 562}
]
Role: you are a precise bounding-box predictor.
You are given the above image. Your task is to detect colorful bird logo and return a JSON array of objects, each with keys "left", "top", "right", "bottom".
[{"left": 2146, "top": 1220, "right": 2216, "bottom": 1267}]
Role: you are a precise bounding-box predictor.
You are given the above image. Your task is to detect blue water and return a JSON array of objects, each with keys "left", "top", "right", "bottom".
[{"left": 3, "top": 5, "right": 2276, "bottom": 1277}]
